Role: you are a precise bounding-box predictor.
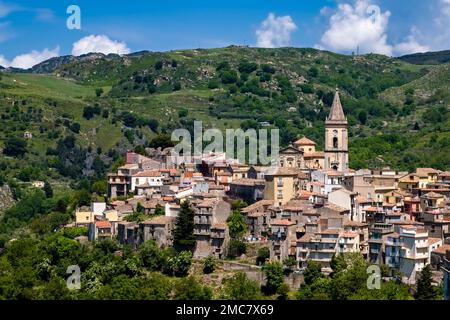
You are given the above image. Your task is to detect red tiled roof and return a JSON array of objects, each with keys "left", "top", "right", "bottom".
[
  {"left": 96, "top": 221, "right": 112, "bottom": 228},
  {"left": 271, "top": 219, "right": 296, "bottom": 226},
  {"left": 132, "top": 170, "right": 161, "bottom": 177},
  {"left": 294, "top": 136, "right": 316, "bottom": 146}
]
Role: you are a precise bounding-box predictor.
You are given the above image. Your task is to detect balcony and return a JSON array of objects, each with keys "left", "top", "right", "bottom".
[
  {"left": 194, "top": 229, "right": 211, "bottom": 236},
  {"left": 211, "top": 232, "right": 225, "bottom": 239}
]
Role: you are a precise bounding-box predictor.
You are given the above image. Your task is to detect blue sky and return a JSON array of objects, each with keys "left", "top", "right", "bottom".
[{"left": 1, "top": 0, "right": 449, "bottom": 68}]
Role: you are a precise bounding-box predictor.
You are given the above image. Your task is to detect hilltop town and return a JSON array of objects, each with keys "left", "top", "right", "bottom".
[{"left": 72, "top": 89, "right": 450, "bottom": 295}]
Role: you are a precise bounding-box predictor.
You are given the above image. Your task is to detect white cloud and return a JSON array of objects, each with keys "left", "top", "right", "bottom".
[
  {"left": 442, "top": 0, "right": 450, "bottom": 16},
  {"left": 0, "top": 46, "right": 59, "bottom": 69},
  {"left": 255, "top": 13, "right": 297, "bottom": 48},
  {"left": 318, "top": 0, "right": 393, "bottom": 56},
  {"left": 393, "top": 27, "right": 430, "bottom": 55},
  {"left": 72, "top": 34, "right": 131, "bottom": 56}
]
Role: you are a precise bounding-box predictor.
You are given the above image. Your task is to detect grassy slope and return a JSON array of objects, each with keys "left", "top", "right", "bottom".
[{"left": 1, "top": 47, "right": 449, "bottom": 172}]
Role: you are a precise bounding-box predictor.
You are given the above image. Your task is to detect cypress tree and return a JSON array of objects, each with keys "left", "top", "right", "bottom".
[
  {"left": 173, "top": 201, "right": 196, "bottom": 249},
  {"left": 414, "top": 264, "right": 436, "bottom": 300}
]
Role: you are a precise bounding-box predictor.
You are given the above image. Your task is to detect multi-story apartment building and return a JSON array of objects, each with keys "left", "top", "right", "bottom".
[{"left": 270, "top": 219, "right": 297, "bottom": 262}]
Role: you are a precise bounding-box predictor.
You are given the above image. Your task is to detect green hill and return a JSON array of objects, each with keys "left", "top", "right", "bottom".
[{"left": 0, "top": 46, "right": 449, "bottom": 190}]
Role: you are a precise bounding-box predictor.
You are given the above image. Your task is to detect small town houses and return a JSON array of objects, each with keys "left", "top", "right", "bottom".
[{"left": 76, "top": 89, "right": 450, "bottom": 294}]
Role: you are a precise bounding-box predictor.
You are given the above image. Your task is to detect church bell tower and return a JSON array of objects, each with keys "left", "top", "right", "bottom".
[{"left": 324, "top": 89, "right": 348, "bottom": 171}]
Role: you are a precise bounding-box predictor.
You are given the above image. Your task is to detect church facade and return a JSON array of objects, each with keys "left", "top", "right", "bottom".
[{"left": 278, "top": 89, "right": 348, "bottom": 172}]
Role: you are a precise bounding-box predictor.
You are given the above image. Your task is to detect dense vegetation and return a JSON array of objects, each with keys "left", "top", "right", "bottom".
[{"left": 0, "top": 46, "right": 449, "bottom": 299}]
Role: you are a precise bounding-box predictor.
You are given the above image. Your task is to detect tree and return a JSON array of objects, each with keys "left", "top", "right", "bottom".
[
  {"left": 139, "top": 240, "right": 169, "bottom": 272},
  {"left": 148, "top": 134, "right": 174, "bottom": 149},
  {"left": 358, "top": 110, "right": 368, "bottom": 124},
  {"left": 168, "top": 251, "right": 193, "bottom": 277},
  {"left": 256, "top": 247, "right": 270, "bottom": 266},
  {"left": 95, "top": 88, "right": 104, "bottom": 97},
  {"left": 303, "top": 260, "right": 323, "bottom": 285},
  {"left": 415, "top": 264, "right": 437, "bottom": 300},
  {"left": 231, "top": 199, "right": 248, "bottom": 211},
  {"left": 173, "top": 276, "right": 212, "bottom": 300},
  {"left": 226, "top": 211, "right": 247, "bottom": 239},
  {"left": 227, "top": 239, "right": 246, "bottom": 259},
  {"left": 43, "top": 181, "right": 53, "bottom": 198},
  {"left": 262, "top": 261, "right": 284, "bottom": 295},
  {"left": 222, "top": 272, "right": 261, "bottom": 300},
  {"left": 203, "top": 256, "right": 216, "bottom": 274},
  {"left": 173, "top": 201, "right": 196, "bottom": 248},
  {"left": 4, "top": 137, "right": 27, "bottom": 157},
  {"left": 154, "top": 204, "right": 164, "bottom": 216}
]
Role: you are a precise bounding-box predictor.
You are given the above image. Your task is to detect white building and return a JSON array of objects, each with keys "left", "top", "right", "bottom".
[{"left": 131, "top": 170, "right": 163, "bottom": 193}]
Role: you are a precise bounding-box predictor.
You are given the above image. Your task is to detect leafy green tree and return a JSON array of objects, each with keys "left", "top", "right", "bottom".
[
  {"left": 203, "top": 256, "right": 216, "bottom": 274},
  {"left": 95, "top": 88, "right": 104, "bottom": 97},
  {"left": 173, "top": 201, "right": 196, "bottom": 248},
  {"left": 154, "top": 204, "right": 164, "bottom": 216},
  {"left": 297, "top": 277, "right": 332, "bottom": 300},
  {"left": 226, "top": 211, "right": 247, "bottom": 239},
  {"left": 415, "top": 264, "right": 438, "bottom": 300},
  {"left": 148, "top": 134, "right": 174, "bottom": 149},
  {"left": 43, "top": 181, "right": 53, "bottom": 198},
  {"left": 256, "top": 247, "right": 270, "bottom": 266},
  {"left": 262, "top": 261, "right": 284, "bottom": 295},
  {"left": 231, "top": 199, "right": 248, "bottom": 210},
  {"left": 139, "top": 240, "right": 169, "bottom": 271},
  {"left": 167, "top": 251, "right": 193, "bottom": 277},
  {"left": 222, "top": 272, "right": 261, "bottom": 300},
  {"left": 303, "top": 260, "right": 323, "bottom": 285},
  {"left": 4, "top": 137, "right": 27, "bottom": 157},
  {"left": 227, "top": 239, "right": 246, "bottom": 259},
  {"left": 173, "top": 276, "right": 212, "bottom": 300}
]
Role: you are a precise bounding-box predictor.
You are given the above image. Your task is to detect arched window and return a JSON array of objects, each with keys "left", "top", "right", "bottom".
[{"left": 333, "top": 137, "right": 338, "bottom": 148}]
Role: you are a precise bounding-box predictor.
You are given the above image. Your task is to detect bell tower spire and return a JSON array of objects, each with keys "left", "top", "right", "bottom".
[{"left": 324, "top": 88, "right": 349, "bottom": 171}]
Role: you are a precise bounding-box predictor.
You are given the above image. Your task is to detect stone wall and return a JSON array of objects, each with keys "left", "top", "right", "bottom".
[
  {"left": 221, "top": 261, "right": 304, "bottom": 290},
  {"left": 0, "top": 184, "right": 15, "bottom": 212}
]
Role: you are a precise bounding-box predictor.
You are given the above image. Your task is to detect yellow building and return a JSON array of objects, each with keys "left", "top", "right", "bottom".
[
  {"left": 416, "top": 168, "right": 441, "bottom": 188},
  {"left": 398, "top": 173, "right": 420, "bottom": 191},
  {"left": 75, "top": 210, "right": 95, "bottom": 226},
  {"left": 264, "top": 167, "right": 300, "bottom": 207}
]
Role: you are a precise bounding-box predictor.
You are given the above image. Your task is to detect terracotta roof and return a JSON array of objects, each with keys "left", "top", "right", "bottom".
[
  {"left": 95, "top": 221, "right": 112, "bottom": 228},
  {"left": 298, "top": 190, "right": 314, "bottom": 200},
  {"left": 343, "top": 220, "right": 368, "bottom": 227},
  {"left": 294, "top": 136, "right": 316, "bottom": 146},
  {"left": 132, "top": 170, "right": 161, "bottom": 177},
  {"left": 297, "top": 233, "right": 314, "bottom": 242},
  {"left": 304, "top": 152, "right": 325, "bottom": 158},
  {"left": 271, "top": 219, "right": 296, "bottom": 226},
  {"left": 416, "top": 168, "right": 441, "bottom": 175},
  {"left": 428, "top": 238, "right": 442, "bottom": 246},
  {"left": 283, "top": 199, "right": 310, "bottom": 211},
  {"left": 241, "top": 200, "right": 273, "bottom": 213},
  {"left": 422, "top": 191, "right": 444, "bottom": 199},
  {"left": 212, "top": 222, "right": 227, "bottom": 229},
  {"left": 432, "top": 244, "right": 450, "bottom": 254},
  {"left": 342, "top": 232, "right": 358, "bottom": 238}
]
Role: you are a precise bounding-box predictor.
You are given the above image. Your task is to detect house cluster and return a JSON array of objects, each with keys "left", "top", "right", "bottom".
[{"left": 78, "top": 89, "right": 450, "bottom": 289}]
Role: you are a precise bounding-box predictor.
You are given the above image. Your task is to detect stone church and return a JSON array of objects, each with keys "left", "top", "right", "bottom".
[{"left": 278, "top": 89, "right": 349, "bottom": 171}]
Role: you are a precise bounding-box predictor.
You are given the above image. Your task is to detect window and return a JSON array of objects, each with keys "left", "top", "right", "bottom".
[{"left": 333, "top": 137, "right": 338, "bottom": 148}]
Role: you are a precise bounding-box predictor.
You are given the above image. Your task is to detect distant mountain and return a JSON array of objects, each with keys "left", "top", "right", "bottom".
[
  {"left": 0, "top": 46, "right": 448, "bottom": 173},
  {"left": 398, "top": 50, "right": 450, "bottom": 65},
  {"left": 30, "top": 53, "right": 121, "bottom": 74}
]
